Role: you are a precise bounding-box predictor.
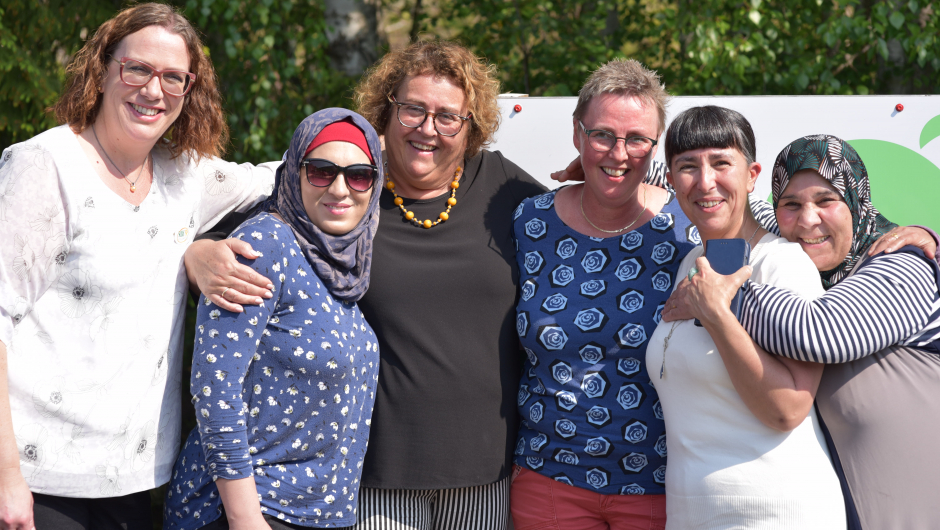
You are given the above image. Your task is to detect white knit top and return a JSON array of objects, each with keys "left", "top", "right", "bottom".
[{"left": 645, "top": 234, "right": 845, "bottom": 529}]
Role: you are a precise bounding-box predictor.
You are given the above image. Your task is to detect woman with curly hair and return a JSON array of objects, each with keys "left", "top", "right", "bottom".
[
  {"left": 187, "top": 40, "right": 546, "bottom": 529},
  {"left": 337, "top": 40, "right": 546, "bottom": 530},
  {"left": 0, "top": 4, "right": 277, "bottom": 528}
]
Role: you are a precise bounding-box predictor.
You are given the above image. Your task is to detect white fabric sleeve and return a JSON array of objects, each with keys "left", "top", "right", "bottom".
[
  {"left": 191, "top": 157, "right": 280, "bottom": 234},
  {"left": 0, "top": 144, "right": 68, "bottom": 346}
]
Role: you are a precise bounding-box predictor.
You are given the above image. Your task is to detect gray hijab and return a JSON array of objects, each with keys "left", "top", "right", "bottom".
[{"left": 261, "top": 108, "right": 384, "bottom": 301}]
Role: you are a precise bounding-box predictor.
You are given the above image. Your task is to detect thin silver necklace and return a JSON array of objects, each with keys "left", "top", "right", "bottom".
[
  {"left": 660, "top": 223, "right": 763, "bottom": 379},
  {"left": 92, "top": 125, "right": 148, "bottom": 193},
  {"left": 746, "top": 223, "right": 762, "bottom": 246},
  {"left": 579, "top": 184, "right": 647, "bottom": 234}
]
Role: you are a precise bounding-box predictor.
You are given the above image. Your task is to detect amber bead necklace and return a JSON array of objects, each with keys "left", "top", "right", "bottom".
[{"left": 384, "top": 161, "right": 462, "bottom": 229}]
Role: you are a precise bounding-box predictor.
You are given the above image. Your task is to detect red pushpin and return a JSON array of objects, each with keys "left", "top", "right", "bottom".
[
  {"left": 513, "top": 104, "right": 522, "bottom": 113},
  {"left": 895, "top": 103, "right": 904, "bottom": 112}
]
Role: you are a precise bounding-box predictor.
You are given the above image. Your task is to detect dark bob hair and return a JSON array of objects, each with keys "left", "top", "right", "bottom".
[{"left": 664, "top": 106, "right": 756, "bottom": 168}]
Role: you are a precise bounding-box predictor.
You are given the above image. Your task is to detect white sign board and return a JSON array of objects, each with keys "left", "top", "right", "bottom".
[{"left": 492, "top": 96, "right": 940, "bottom": 229}]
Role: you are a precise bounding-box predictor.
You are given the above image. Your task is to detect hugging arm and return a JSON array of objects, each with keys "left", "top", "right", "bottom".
[
  {"left": 185, "top": 208, "right": 274, "bottom": 313},
  {"left": 739, "top": 251, "right": 937, "bottom": 363},
  {"left": 681, "top": 257, "right": 823, "bottom": 431},
  {"left": 867, "top": 226, "right": 939, "bottom": 260}
]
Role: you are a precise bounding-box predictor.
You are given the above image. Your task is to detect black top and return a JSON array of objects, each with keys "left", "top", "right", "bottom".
[{"left": 358, "top": 150, "right": 545, "bottom": 489}]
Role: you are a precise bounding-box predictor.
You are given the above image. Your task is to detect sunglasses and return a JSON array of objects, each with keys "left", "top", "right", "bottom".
[{"left": 301, "top": 159, "right": 378, "bottom": 192}]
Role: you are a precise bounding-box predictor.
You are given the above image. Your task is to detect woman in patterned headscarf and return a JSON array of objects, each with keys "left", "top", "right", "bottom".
[
  {"left": 164, "top": 108, "right": 383, "bottom": 529},
  {"left": 665, "top": 134, "right": 940, "bottom": 530}
]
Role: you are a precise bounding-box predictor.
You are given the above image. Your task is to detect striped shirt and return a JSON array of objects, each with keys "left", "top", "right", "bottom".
[{"left": 740, "top": 249, "right": 940, "bottom": 363}]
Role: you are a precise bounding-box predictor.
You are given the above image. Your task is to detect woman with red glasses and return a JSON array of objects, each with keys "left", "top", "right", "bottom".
[
  {"left": 164, "top": 108, "right": 383, "bottom": 530},
  {"left": 0, "top": 4, "right": 278, "bottom": 528}
]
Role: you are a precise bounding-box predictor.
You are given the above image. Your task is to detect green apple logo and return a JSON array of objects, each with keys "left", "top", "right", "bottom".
[{"left": 849, "top": 114, "right": 940, "bottom": 231}]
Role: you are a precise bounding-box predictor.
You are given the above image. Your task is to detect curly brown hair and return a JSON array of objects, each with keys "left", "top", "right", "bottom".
[
  {"left": 354, "top": 40, "right": 501, "bottom": 160},
  {"left": 51, "top": 3, "right": 227, "bottom": 160}
]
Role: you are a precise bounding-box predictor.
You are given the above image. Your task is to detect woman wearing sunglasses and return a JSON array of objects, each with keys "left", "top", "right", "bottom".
[
  {"left": 185, "top": 41, "right": 547, "bottom": 528},
  {"left": 0, "top": 4, "right": 279, "bottom": 529},
  {"left": 164, "top": 108, "right": 382, "bottom": 530}
]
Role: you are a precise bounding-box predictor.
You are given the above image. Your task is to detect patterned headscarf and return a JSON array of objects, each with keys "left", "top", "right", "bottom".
[
  {"left": 260, "top": 108, "right": 384, "bottom": 301},
  {"left": 771, "top": 134, "right": 897, "bottom": 289}
]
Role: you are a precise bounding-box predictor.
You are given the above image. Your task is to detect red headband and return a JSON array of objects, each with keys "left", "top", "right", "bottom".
[{"left": 303, "top": 120, "right": 373, "bottom": 163}]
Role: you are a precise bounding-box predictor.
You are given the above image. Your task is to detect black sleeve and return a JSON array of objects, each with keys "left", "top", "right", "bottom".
[
  {"left": 488, "top": 150, "right": 549, "bottom": 205},
  {"left": 196, "top": 205, "right": 263, "bottom": 241}
]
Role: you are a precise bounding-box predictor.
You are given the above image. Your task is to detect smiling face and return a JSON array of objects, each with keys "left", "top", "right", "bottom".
[
  {"left": 667, "top": 147, "right": 760, "bottom": 241},
  {"left": 384, "top": 74, "right": 470, "bottom": 197},
  {"left": 574, "top": 93, "right": 659, "bottom": 205},
  {"left": 302, "top": 141, "right": 374, "bottom": 235},
  {"left": 775, "top": 169, "right": 854, "bottom": 271},
  {"left": 96, "top": 25, "right": 190, "bottom": 148}
]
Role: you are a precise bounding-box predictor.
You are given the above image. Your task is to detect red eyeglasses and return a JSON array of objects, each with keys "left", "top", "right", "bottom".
[{"left": 112, "top": 57, "right": 196, "bottom": 97}]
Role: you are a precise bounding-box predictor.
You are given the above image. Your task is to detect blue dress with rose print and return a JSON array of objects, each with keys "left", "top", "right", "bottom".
[
  {"left": 512, "top": 189, "right": 696, "bottom": 495},
  {"left": 164, "top": 213, "right": 379, "bottom": 528}
]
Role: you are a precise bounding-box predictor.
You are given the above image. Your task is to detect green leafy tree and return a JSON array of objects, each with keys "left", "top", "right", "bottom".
[
  {"left": 0, "top": 0, "right": 121, "bottom": 148},
  {"left": 183, "top": 0, "right": 359, "bottom": 162},
  {"left": 433, "top": 0, "right": 939, "bottom": 96},
  {"left": 0, "top": 0, "right": 359, "bottom": 161}
]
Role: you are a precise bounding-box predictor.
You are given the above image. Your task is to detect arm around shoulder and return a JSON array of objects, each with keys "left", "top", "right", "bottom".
[{"left": 690, "top": 255, "right": 823, "bottom": 432}]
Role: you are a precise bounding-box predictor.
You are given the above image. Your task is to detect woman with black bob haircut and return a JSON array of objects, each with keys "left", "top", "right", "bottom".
[
  {"left": 666, "top": 130, "right": 940, "bottom": 529},
  {"left": 645, "top": 105, "right": 846, "bottom": 529}
]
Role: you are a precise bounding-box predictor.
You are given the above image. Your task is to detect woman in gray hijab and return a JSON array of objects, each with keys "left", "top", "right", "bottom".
[{"left": 164, "top": 108, "right": 383, "bottom": 530}]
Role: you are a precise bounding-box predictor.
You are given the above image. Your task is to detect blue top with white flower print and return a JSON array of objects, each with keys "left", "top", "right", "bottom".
[
  {"left": 512, "top": 189, "right": 697, "bottom": 495},
  {"left": 164, "top": 213, "right": 379, "bottom": 528}
]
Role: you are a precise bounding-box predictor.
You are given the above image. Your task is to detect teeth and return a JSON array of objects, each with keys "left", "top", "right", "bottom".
[
  {"left": 698, "top": 200, "right": 721, "bottom": 208},
  {"left": 802, "top": 236, "right": 828, "bottom": 244},
  {"left": 602, "top": 167, "right": 626, "bottom": 176},
  {"left": 409, "top": 141, "right": 435, "bottom": 152},
  {"left": 132, "top": 104, "right": 159, "bottom": 116}
]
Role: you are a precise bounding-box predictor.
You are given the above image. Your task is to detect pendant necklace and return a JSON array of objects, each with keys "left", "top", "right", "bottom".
[{"left": 92, "top": 125, "right": 149, "bottom": 193}]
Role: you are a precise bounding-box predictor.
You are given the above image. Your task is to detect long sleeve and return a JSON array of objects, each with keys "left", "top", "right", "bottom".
[
  {"left": 0, "top": 144, "right": 67, "bottom": 347},
  {"left": 739, "top": 250, "right": 940, "bottom": 363},
  {"left": 191, "top": 228, "right": 286, "bottom": 480}
]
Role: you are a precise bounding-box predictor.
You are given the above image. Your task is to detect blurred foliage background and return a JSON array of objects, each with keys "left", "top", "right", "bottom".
[
  {"left": 2, "top": 0, "right": 937, "bottom": 161},
  {"left": 1, "top": 0, "right": 937, "bottom": 524}
]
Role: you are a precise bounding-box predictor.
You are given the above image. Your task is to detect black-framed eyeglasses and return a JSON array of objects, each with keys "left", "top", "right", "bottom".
[
  {"left": 578, "top": 120, "right": 658, "bottom": 158},
  {"left": 388, "top": 95, "right": 472, "bottom": 137},
  {"left": 301, "top": 158, "right": 378, "bottom": 192},
  {"left": 112, "top": 57, "right": 196, "bottom": 97}
]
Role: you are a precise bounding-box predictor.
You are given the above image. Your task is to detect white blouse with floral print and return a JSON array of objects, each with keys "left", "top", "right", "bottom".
[{"left": 0, "top": 125, "right": 277, "bottom": 497}]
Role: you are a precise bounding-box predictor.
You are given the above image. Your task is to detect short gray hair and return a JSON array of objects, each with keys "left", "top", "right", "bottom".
[{"left": 573, "top": 58, "right": 670, "bottom": 134}]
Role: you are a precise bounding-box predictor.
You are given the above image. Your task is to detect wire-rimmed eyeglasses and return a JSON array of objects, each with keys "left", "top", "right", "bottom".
[
  {"left": 389, "top": 95, "right": 472, "bottom": 137},
  {"left": 579, "top": 120, "right": 658, "bottom": 157}
]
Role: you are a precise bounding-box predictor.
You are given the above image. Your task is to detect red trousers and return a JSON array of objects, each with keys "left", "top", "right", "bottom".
[{"left": 510, "top": 466, "right": 666, "bottom": 530}]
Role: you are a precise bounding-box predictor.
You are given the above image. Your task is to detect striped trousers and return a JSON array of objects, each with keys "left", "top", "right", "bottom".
[{"left": 352, "top": 475, "right": 511, "bottom": 530}]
